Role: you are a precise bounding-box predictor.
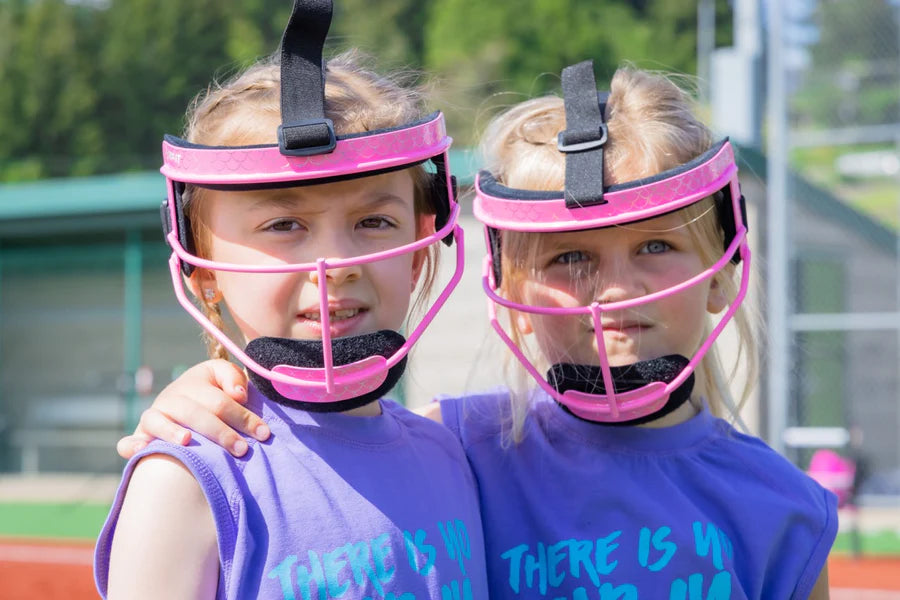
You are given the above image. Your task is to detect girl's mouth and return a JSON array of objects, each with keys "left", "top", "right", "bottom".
[
  {"left": 296, "top": 306, "right": 370, "bottom": 338},
  {"left": 300, "top": 308, "right": 363, "bottom": 322},
  {"left": 593, "top": 321, "right": 649, "bottom": 334}
]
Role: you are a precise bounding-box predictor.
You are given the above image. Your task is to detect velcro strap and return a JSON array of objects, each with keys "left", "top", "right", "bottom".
[
  {"left": 278, "top": 0, "right": 336, "bottom": 155},
  {"left": 559, "top": 60, "right": 607, "bottom": 208}
]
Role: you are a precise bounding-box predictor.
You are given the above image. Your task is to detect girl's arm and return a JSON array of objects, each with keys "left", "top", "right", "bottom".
[
  {"left": 116, "top": 360, "right": 445, "bottom": 460},
  {"left": 106, "top": 455, "right": 219, "bottom": 599},
  {"left": 807, "top": 564, "right": 830, "bottom": 600},
  {"left": 117, "top": 360, "right": 269, "bottom": 459},
  {"left": 412, "top": 401, "right": 444, "bottom": 424}
]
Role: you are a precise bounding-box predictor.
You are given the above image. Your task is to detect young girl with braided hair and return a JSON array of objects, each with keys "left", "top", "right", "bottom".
[{"left": 94, "top": 1, "right": 487, "bottom": 596}]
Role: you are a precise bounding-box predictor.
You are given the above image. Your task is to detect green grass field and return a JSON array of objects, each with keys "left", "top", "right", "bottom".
[
  {"left": 832, "top": 528, "right": 900, "bottom": 556},
  {"left": 0, "top": 502, "right": 111, "bottom": 540}
]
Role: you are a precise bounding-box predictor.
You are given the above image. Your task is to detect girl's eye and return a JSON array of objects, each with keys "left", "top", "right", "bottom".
[
  {"left": 265, "top": 219, "right": 302, "bottom": 232},
  {"left": 640, "top": 240, "right": 672, "bottom": 254},
  {"left": 552, "top": 250, "right": 591, "bottom": 265},
  {"left": 358, "top": 216, "right": 397, "bottom": 230}
]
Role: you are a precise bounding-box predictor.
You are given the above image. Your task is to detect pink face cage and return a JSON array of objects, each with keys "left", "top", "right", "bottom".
[
  {"left": 158, "top": 0, "right": 464, "bottom": 406},
  {"left": 160, "top": 113, "right": 464, "bottom": 404},
  {"left": 473, "top": 137, "right": 750, "bottom": 422}
]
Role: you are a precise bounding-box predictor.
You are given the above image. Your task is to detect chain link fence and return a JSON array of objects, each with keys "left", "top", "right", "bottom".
[{"left": 774, "top": 0, "right": 900, "bottom": 501}]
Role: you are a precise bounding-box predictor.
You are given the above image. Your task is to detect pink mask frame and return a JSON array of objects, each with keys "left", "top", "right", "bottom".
[
  {"left": 161, "top": 113, "right": 465, "bottom": 403},
  {"left": 474, "top": 139, "right": 751, "bottom": 422},
  {"left": 162, "top": 113, "right": 449, "bottom": 186}
]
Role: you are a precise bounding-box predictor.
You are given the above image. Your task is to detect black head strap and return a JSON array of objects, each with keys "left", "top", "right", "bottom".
[
  {"left": 558, "top": 60, "right": 608, "bottom": 209},
  {"left": 277, "top": 0, "right": 336, "bottom": 156},
  {"left": 429, "top": 153, "right": 456, "bottom": 246}
]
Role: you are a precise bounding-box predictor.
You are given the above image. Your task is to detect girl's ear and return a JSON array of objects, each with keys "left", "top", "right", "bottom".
[
  {"left": 188, "top": 269, "right": 222, "bottom": 303},
  {"left": 706, "top": 273, "right": 730, "bottom": 314},
  {"left": 411, "top": 213, "right": 438, "bottom": 291},
  {"left": 515, "top": 312, "right": 534, "bottom": 335},
  {"left": 417, "top": 213, "right": 437, "bottom": 239},
  {"left": 411, "top": 251, "right": 425, "bottom": 292}
]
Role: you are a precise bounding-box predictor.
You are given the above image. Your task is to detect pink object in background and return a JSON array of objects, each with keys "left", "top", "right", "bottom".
[{"left": 808, "top": 449, "right": 856, "bottom": 508}]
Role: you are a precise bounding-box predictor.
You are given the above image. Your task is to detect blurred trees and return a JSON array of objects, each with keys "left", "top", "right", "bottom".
[
  {"left": 0, "top": 0, "right": 104, "bottom": 179},
  {"left": 0, "top": 0, "right": 730, "bottom": 180},
  {"left": 425, "top": 0, "right": 733, "bottom": 143},
  {"left": 330, "top": 0, "right": 427, "bottom": 68}
]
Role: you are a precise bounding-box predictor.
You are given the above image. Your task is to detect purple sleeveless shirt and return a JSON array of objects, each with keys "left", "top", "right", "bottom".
[
  {"left": 95, "top": 386, "right": 488, "bottom": 600},
  {"left": 440, "top": 390, "right": 837, "bottom": 600}
]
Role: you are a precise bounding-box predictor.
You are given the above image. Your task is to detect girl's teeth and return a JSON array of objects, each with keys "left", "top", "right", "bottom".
[
  {"left": 304, "top": 309, "right": 360, "bottom": 321},
  {"left": 333, "top": 309, "right": 359, "bottom": 319}
]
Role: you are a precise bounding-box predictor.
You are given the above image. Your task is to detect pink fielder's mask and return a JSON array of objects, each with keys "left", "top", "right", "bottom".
[
  {"left": 159, "top": 0, "right": 464, "bottom": 412},
  {"left": 473, "top": 60, "right": 750, "bottom": 424}
]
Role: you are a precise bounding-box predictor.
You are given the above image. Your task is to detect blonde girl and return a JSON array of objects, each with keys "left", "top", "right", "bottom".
[{"left": 432, "top": 60, "right": 835, "bottom": 599}]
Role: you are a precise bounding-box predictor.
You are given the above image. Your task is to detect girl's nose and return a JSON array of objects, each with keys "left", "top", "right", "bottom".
[
  {"left": 306, "top": 230, "right": 365, "bottom": 287},
  {"left": 594, "top": 258, "right": 642, "bottom": 304},
  {"left": 308, "top": 262, "right": 362, "bottom": 287}
]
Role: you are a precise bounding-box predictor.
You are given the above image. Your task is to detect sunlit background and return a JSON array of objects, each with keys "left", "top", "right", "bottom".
[{"left": 1, "top": 0, "right": 899, "bottom": 596}]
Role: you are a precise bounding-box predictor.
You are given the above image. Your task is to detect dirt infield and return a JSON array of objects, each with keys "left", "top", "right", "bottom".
[
  {"left": 0, "top": 562, "right": 97, "bottom": 599},
  {"left": 0, "top": 537, "right": 97, "bottom": 599},
  {"left": 0, "top": 537, "right": 897, "bottom": 599},
  {"left": 829, "top": 554, "right": 900, "bottom": 591}
]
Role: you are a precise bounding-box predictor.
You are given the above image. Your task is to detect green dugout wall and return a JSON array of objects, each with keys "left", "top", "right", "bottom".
[{"left": 0, "top": 173, "right": 208, "bottom": 473}]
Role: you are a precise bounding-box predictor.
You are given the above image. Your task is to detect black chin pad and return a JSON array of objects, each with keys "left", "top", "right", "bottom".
[
  {"left": 547, "top": 354, "right": 690, "bottom": 395},
  {"left": 547, "top": 355, "right": 695, "bottom": 426},
  {"left": 245, "top": 330, "right": 407, "bottom": 412}
]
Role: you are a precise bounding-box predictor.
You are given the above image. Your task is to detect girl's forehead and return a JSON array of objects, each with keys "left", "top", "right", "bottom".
[
  {"left": 216, "top": 169, "right": 416, "bottom": 209},
  {"left": 540, "top": 212, "right": 690, "bottom": 244}
]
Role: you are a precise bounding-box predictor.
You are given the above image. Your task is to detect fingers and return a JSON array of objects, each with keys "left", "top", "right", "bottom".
[
  {"left": 166, "top": 360, "right": 268, "bottom": 435},
  {"left": 125, "top": 359, "right": 270, "bottom": 458},
  {"left": 136, "top": 395, "right": 256, "bottom": 457},
  {"left": 198, "top": 361, "right": 269, "bottom": 444},
  {"left": 188, "top": 390, "right": 269, "bottom": 456},
  {"left": 139, "top": 407, "right": 194, "bottom": 446},
  {"left": 152, "top": 385, "right": 269, "bottom": 457},
  {"left": 205, "top": 360, "right": 250, "bottom": 403},
  {"left": 117, "top": 434, "right": 150, "bottom": 460},
  {"left": 117, "top": 406, "right": 192, "bottom": 460}
]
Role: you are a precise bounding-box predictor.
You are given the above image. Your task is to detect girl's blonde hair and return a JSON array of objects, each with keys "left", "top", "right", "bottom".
[
  {"left": 480, "top": 66, "right": 759, "bottom": 441},
  {"left": 182, "top": 51, "right": 441, "bottom": 359}
]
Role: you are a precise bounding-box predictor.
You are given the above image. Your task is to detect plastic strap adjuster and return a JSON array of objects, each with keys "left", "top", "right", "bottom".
[
  {"left": 557, "top": 123, "right": 608, "bottom": 153},
  {"left": 278, "top": 118, "right": 336, "bottom": 156}
]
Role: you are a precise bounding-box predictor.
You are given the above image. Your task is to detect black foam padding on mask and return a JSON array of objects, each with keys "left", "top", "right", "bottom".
[
  {"left": 547, "top": 354, "right": 695, "bottom": 426},
  {"left": 162, "top": 180, "right": 197, "bottom": 277},
  {"left": 429, "top": 153, "right": 456, "bottom": 246},
  {"left": 715, "top": 189, "right": 748, "bottom": 265},
  {"left": 486, "top": 227, "right": 503, "bottom": 287},
  {"left": 245, "top": 330, "right": 407, "bottom": 412}
]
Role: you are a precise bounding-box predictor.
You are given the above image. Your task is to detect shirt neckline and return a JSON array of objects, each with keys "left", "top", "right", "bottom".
[
  {"left": 248, "top": 384, "right": 403, "bottom": 445},
  {"left": 539, "top": 391, "right": 719, "bottom": 452}
]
